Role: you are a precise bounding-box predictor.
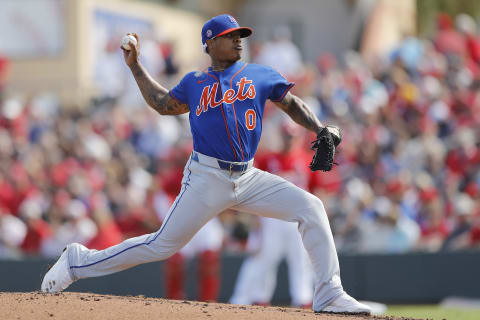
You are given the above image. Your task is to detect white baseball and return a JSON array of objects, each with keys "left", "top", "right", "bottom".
[
  {"left": 326, "top": 125, "right": 340, "bottom": 138},
  {"left": 121, "top": 34, "right": 137, "bottom": 51}
]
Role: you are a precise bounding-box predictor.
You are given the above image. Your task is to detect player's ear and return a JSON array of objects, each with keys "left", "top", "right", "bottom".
[{"left": 205, "top": 39, "right": 214, "bottom": 54}]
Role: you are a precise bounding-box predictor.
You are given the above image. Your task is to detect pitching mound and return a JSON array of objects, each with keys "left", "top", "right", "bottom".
[{"left": 0, "top": 292, "right": 420, "bottom": 320}]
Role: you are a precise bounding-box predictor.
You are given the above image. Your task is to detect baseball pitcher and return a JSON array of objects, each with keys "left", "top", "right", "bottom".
[{"left": 42, "top": 14, "right": 370, "bottom": 315}]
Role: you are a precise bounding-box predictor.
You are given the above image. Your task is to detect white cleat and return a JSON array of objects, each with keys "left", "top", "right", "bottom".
[
  {"left": 41, "top": 246, "right": 74, "bottom": 293},
  {"left": 315, "top": 292, "right": 372, "bottom": 315}
]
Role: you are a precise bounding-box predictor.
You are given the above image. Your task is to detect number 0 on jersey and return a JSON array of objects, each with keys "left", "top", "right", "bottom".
[{"left": 245, "top": 109, "right": 256, "bottom": 130}]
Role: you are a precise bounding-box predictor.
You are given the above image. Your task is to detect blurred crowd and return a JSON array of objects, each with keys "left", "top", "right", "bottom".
[{"left": 1, "top": 12, "right": 480, "bottom": 260}]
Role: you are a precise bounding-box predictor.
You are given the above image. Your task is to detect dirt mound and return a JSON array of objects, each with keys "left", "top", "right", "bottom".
[{"left": 0, "top": 292, "right": 420, "bottom": 320}]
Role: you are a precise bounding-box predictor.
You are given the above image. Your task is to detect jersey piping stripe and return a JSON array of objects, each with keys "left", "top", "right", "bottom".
[
  {"left": 219, "top": 102, "right": 238, "bottom": 161},
  {"left": 271, "top": 82, "right": 295, "bottom": 102},
  {"left": 70, "top": 158, "right": 194, "bottom": 270},
  {"left": 169, "top": 91, "right": 189, "bottom": 108},
  {"left": 205, "top": 71, "right": 238, "bottom": 161},
  {"left": 169, "top": 90, "right": 183, "bottom": 104},
  {"left": 230, "top": 63, "right": 248, "bottom": 161}
]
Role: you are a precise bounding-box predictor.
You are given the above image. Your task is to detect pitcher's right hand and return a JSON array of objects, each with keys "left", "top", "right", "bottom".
[{"left": 121, "top": 33, "right": 140, "bottom": 67}]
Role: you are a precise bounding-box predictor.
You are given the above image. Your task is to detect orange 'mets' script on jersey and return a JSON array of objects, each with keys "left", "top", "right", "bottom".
[{"left": 196, "top": 77, "right": 256, "bottom": 116}]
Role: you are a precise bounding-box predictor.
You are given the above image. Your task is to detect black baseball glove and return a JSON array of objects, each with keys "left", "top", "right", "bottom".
[{"left": 309, "top": 125, "right": 342, "bottom": 172}]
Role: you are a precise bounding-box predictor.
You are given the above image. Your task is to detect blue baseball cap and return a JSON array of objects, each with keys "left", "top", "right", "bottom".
[{"left": 201, "top": 14, "right": 253, "bottom": 46}]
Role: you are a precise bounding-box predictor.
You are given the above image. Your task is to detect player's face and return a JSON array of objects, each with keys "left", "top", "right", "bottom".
[{"left": 209, "top": 30, "right": 243, "bottom": 62}]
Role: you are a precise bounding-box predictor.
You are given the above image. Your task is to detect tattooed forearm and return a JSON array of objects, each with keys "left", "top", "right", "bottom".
[
  {"left": 156, "top": 94, "right": 190, "bottom": 115},
  {"left": 273, "top": 92, "right": 323, "bottom": 134},
  {"left": 129, "top": 62, "right": 189, "bottom": 115}
]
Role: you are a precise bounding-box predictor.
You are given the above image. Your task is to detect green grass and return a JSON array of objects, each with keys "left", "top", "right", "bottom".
[{"left": 386, "top": 305, "right": 480, "bottom": 320}]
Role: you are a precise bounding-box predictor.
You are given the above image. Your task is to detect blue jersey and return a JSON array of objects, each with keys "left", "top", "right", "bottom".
[{"left": 169, "top": 61, "right": 294, "bottom": 162}]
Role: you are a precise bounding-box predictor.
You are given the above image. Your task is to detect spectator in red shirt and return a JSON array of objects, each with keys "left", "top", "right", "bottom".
[
  {"left": 256, "top": 118, "right": 312, "bottom": 187},
  {"left": 19, "top": 199, "right": 52, "bottom": 254},
  {"left": 469, "top": 209, "right": 480, "bottom": 247},
  {"left": 434, "top": 13, "right": 466, "bottom": 56},
  {"left": 442, "top": 193, "right": 476, "bottom": 250},
  {"left": 0, "top": 52, "right": 9, "bottom": 98},
  {"left": 86, "top": 192, "right": 123, "bottom": 250},
  {"left": 416, "top": 188, "right": 449, "bottom": 251},
  {"left": 456, "top": 14, "right": 480, "bottom": 70}
]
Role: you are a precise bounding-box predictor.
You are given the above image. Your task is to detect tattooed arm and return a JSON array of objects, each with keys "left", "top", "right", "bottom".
[
  {"left": 122, "top": 33, "right": 188, "bottom": 115},
  {"left": 273, "top": 92, "right": 323, "bottom": 134},
  {"left": 129, "top": 63, "right": 189, "bottom": 115}
]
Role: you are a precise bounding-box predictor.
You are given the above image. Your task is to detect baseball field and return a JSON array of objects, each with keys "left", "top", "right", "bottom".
[
  {"left": 0, "top": 291, "right": 424, "bottom": 320},
  {"left": 386, "top": 305, "right": 480, "bottom": 320}
]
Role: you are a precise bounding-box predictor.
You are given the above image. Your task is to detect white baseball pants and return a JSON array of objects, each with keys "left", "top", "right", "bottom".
[{"left": 67, "top": 153, "right": 344, "bottom": 310}]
